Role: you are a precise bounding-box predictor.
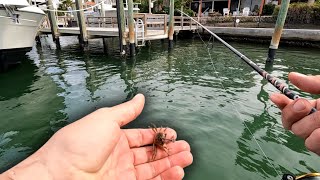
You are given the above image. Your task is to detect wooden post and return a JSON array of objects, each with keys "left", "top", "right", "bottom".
[
  {"left": 121, "top": 0, "right": 126, "bottom": 52},
  {"left": 143, "top": 14, "right": 147, "bottom": 36},
  {"left": 47, "top": 0, "right": 60, "bottom": 49},
  {"left": 266, "top": 0, "right": 290, "bottom": 63},
  {"left": 103, "top": 38, "right": 108, "bottom": 54},
  {"left": 197, "top": 0, "right": 202, "bottom": 22},
  {"left": 100, "top": 0, "right": 106, "bottom": 17},
  {"left": 149, "top": 0, "right": 152, "bottom": 13},
  {"left": 168, "top": 0, "right": 174, "bottom": 49},
  {"left": 75, "top": 0, "right": 88, "bottom": 46},
  {"left": 259, "top": 0, "right": 265, "bottom": 16},
  {"left": 164, "top": 14, "right": 167, "bottom": 35},
  {"left": 128, "top": 0, "right": 135, "bottom": 56},
  {"left": 116, "top": 0, "right": 125, "bottom": 55}
]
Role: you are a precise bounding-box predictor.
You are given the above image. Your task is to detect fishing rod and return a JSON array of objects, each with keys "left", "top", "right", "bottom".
[{"left": 178, "top": 10, "right": 316, "bottom": 114}]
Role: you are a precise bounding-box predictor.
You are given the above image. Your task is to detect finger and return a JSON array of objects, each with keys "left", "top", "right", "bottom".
[
  {"left": 150, "top": 166, "right": 184, "bottom": 180},
  {"left": 124, "top": 128, "right": 177, "bottom": 148},
  {"left": 305, "top": 128, "right": 320, "bottom": 155},
  {"left": 132, "top": 140, "right": 190, "bottom": 165},
  {"left": 281, "top": 98, "right": 314, "bottom": 130},
  {"left": 107, "top": 94, "right": 145, "bottom": 126},
  {"left": 291, "top": 110, "right": 320, "bottom": 139},
  {"left": 270, "top": 93, "right": 292, "bottom": 110},
  {"left": 135, "top": 151, "right": 193, "bottom": 180},
  {"left": 289, "top": 72, "right": 320, "bottom": 94}
]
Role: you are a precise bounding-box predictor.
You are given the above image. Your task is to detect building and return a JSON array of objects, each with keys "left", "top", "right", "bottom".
[{"left": 190, "top": 0, "right": 278, "bottom": 16}]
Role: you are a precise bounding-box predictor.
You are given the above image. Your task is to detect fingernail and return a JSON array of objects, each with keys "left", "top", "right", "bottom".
[{"left": 293, "top": 100, "right": 306, "bottom": 111}]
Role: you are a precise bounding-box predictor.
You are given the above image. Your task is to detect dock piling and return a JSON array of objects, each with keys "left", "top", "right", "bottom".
[
  {"left": 116, "top": 0, "right": 126, "bottom": 55},
  {"left": 267, "top": 0, "right": 290, "bottom": 63},
  {"left": 75, "top": 0, "right": 88, "bottom": 46},
  {"left": 103, "top": 38, "right": 108, "bottom": 54},
  {"left": 168, "top": 0, "right": 174, "bottom": 49},
  {"left": 47, "top": 0, "right": 60, "bottom": 49},
  {"left": 128, "top": 0, "right": 135, "bottom": 56}
]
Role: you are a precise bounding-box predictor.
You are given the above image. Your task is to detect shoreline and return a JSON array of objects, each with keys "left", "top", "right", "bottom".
[{"left": 181, "top": 27, "right": 320, "bottom": 48}]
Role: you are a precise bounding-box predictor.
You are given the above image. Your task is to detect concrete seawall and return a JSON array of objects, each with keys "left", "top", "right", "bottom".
[{"left": 204, "top": 27, "right": 320, "bottom": 42}]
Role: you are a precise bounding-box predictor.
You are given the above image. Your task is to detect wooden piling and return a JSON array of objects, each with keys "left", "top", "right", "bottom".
[
  {"left": 128, "top": 0, "right": 135, "bottom": 56},
  {"left": 116, "top": 0, "right": 125, "bottom": 55},
  {"left": 149, "top": 0, "right": 152, "bottom": 13},
  {"left": 168, "top": 0, "right": 174, "bottom": 49},
  {"left": 197, "top": 0, "right": 202, "bottom": 21},
  {"left": 259, "top": 0, "right": 265, "bottom": 16},
  {"left": 103, "top": 38, "right": 108, "bottom": 54},
  {"left": 267, "top": 0, "right": 290, "bottom": 63},
  {"left": 100, "top": 0, "right": 106, "bottom": 17},
  {"left": 47, "top": 0, "right": 60, "bottom": 49},
  {"left": 75, "top": 0, "right": 88, "bottom": 46}
]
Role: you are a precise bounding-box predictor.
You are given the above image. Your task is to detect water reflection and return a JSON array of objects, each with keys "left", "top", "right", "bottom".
[
  {"left": 1, "top": 37, "right": 320, "bottom": 179},
  {"left": 0, "top": 46, "right": 68, "bottom": 171},
  {"left": 120, "top": 57, "right": 139, "bottom": 100}
]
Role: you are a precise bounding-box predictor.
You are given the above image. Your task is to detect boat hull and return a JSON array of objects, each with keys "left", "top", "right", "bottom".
[{"left": 0, "top": 9, "right": 44, "bottom": 51}]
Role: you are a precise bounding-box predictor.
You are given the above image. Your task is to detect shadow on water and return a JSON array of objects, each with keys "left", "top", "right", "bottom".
[
  {"left": 0, "top": 56, "right": 38, "bottom": 101},
  {"left": 0, "top": 46, "right": 68, "bottom": 172}
]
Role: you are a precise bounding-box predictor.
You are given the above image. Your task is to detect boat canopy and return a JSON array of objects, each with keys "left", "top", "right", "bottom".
[{"left": 0, "top": 0, "right": 30, "bottom": 7}]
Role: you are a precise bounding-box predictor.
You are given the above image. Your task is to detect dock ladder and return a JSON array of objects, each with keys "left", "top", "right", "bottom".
[{"left": 135, "top": 19, "right": 145, "bottom": 47}]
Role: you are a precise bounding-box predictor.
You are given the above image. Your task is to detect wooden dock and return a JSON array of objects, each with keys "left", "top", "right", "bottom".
[{"left": 39, "top": 14, "right": 198, "bottom": 42}]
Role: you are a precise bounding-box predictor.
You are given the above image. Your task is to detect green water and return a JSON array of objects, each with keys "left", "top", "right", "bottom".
[{"left": 1, "top": 36, "right": 320, "bottom": 179}]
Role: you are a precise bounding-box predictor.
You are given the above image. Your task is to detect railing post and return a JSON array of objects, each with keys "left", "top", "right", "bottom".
[
  {"left": 86, "top": 16, "right": 89, "bottom": 27},
  {"left": 181, "top": 16, "right": 184, "bottom": 29},
  {"left": 164, "top": 14, "right": 167, "bottom": 35},
  {"left": 144, "top": 14, "right": 147, "bottom": 36}
]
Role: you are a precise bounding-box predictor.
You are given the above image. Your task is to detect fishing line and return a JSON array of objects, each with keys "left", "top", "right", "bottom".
[
  {"left": 179, "top": 10, "right": 317, "bottom": 115},
  {"left": 195, "top": 28, "right": 282, "bottom": 177}
]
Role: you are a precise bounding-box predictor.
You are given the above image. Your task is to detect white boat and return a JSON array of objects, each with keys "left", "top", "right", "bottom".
[{"left": 0, "top": 0, "right": 45, "bottom": 53}]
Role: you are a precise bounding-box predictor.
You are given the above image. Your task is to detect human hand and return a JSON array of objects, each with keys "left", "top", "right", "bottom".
[
  {"left": 270, "top": 72, "right": 320, "bottom": 155},
  {"left": 2, "top": 94, "right": 193, "bottom": 180}
]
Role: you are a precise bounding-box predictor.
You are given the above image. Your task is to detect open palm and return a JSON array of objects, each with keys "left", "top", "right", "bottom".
[{"left": 8, "top": 94, "right": 192, "bottom": 180}]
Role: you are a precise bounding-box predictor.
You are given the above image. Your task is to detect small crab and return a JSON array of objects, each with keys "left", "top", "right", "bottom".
[{"left": 150, "top": 124, "right": 176, "bottom": 161}]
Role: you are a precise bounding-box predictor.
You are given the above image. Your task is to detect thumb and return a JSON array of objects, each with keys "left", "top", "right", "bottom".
[
  {"left": 108, "top": 94, "right": 145, "bottom": 126},
  {"left": 289, "top": 72, "right": 320, "bottom": 94}
]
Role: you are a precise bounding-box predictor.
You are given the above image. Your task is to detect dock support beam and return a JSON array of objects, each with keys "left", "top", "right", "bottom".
[
  {"left": 47, "top": 0, "right": 60, "bottom": 49},
  {"left": 267, "top": 0, "right": 290, "bottom": 63},
  {"left": 75, "top": 0, "right": 88, "bottom": 46},
  {"left": 128, "top": 0, "right": 135, "bottom": 56},
  {"left": 168, "top": 0, "right": 174, "bottom": 50},
  {"left": 103, "top": 38, "right": 108, "bottom": 54},
  {"left": 116, "top": 0, "right": 126, "bottom": 55}
]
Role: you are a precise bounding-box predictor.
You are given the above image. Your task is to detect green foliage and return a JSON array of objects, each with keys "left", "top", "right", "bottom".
[
  {"left": 262, "top": 3, "right": 276, "bottom": 15},
  {"left": 139, "top": 0, "right": 149, "bottom": 13},
  {"left": 139, "top": 0, "right": 193, "bottom": 15},
  {"left": 57, "top": 0, "right": 73, "bottom": 16},
  {"left": 273, "top": 2, "right": 320, "bottom": 24}
]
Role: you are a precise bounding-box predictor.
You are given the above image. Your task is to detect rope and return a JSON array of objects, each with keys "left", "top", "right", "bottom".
[{"left": 180, "top": 10, "right": 282, "bottom": 177}]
